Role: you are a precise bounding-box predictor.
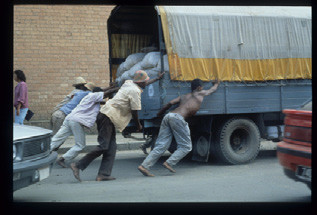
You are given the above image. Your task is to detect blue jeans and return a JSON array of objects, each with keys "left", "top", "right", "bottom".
[
  {"left": 141, "top": 113, "right": 192, "bottom": 169},
  {"left": 14, "top": 108, "right": 28, "bottom": 125}
]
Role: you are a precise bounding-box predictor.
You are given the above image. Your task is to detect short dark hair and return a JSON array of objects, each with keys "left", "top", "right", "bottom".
[
  {"left": 14, "top": 70, "right": 26, "bottom": 82},
  {"left": 75, "top": 84, "right": 86, "bottom": 90},
  {"left": 92, "top": 87, "right": 103, "bottom": 92},
  {"left": 191, "top": 79, "right": 203, "bottom": 91}
]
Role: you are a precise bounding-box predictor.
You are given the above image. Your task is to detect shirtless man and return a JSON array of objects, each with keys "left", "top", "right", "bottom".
[{"left": 138, "top": 78, "right": 220, "bottom": 176}]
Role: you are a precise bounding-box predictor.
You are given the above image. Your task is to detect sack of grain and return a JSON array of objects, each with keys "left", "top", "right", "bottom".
[
  {"left": 116, "top": 61, "right": 143, "bottom": 85},
  {"left": 116, "top": 52, "right": 169, "bottom": 86},
  {"left": 116, "top": 64, "right": 126, "bottom": 78},
  {"left": 140, "top": 52, "right": 161, "bottom": 69},
  {"left": 127, "top": 62, "right": 143, "bottom": 76},
  {"left": 116, "top": 53, "right": 146, "bottom": 77}
]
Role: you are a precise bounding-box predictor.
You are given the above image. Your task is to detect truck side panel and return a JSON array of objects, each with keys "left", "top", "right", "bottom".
[
  {"left": 282, "top": 83, "right": 312, "bottom": 110},
  {"left": 140, "top": 79, "right": 311, "bottom": 120}
]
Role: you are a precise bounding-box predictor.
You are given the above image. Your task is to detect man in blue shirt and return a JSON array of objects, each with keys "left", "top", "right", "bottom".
[{"left": 59, "top": 90, "right": 90, "bottom": 115}]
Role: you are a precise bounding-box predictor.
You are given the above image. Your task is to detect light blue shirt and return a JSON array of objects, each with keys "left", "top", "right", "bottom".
[
  {"left": 60, "top": 90, "right": 90, "bottom": 115},
  {"left": 66, "top": 92, "right": 104, "bottom": 128}
]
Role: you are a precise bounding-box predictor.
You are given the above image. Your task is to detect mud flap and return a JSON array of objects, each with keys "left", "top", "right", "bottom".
[
  {"left": 191, "top": 133, "right": 211, "bottom": 162},
  {"left": 190, "top": 116, "right": 213, "bottom": 162}
]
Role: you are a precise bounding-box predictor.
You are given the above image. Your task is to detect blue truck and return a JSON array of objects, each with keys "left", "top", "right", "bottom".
[{"left": 107, "top": 6, "right": 312, "bottom": 164}]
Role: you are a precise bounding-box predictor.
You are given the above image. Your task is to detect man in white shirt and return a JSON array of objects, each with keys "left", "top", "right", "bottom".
[
  {"left": 50, "top": 77, "right": 87, "bottom": 136},
  {"left": 70, "top": 70, "right": 164, "bottom": 182},
  {"left": 51, "top": 83, "right": 119, "bottom": 168}
]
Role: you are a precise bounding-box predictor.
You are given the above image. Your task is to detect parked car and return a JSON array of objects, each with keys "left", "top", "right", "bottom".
[
  {"left": 13, "top": 123, "right": 57, "bottom": 191},
  {"left": 277, "top": 100, "right": 312, "bottom": 189}
]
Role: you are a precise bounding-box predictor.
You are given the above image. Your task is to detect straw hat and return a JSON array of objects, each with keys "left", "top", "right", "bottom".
[
  {"left": 133, "top": 70, "right": 150, "bottom": 83},
  {"left": 72, "top": 77, "right": 87, "bottom": 86},
  {"left": 84, "top": 82, "right": 96, "bottom": 91}
]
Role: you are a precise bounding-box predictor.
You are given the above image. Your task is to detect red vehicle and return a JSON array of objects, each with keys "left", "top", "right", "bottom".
[{"left": 277, "top": 100, "right": 312, "bottom": 189}]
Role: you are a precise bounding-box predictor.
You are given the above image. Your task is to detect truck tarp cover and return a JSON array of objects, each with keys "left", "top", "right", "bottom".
[{"left": 157, "top": 6, "right": 311, "bottom": 81}]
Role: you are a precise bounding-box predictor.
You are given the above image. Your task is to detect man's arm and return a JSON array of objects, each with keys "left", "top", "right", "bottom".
[
  {"left": 145, "top": 72, "right": 165, "bottom": 86},
  {"left": 101, "top": 82, "right": 118, "bottom": 92},
  {"left": 199, "top": 80, "right": 220, "bottom": 96},
  {"left": 103, "top": 87, "right": 120, "bottom": 99},
  {"left": 131, "top": 110, "right": 142, "bottom": 131},
  {"left": 156, "top": 96, "right": 181, "bottom": 117}
]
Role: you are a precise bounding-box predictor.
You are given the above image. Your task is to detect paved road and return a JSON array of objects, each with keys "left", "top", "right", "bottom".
[{"left": 13, "top": 149, "right": 311, "bottom": 203}]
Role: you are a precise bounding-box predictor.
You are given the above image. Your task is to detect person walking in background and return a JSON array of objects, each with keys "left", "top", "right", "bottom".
[
  {"left": 14, "top": 70, "right": 29, "bottom": 125},
  {"left": 50, "top": 77, "right": 87, "bottom": 135},
  {"left": 51, "top": 83, "right": 120, "bottom": 168},
  {"left": 70, "top": 70, "right": 165, "bottom": 182},
  {"left": 138, "top": 79, "right": 219, "bottom": 177}
]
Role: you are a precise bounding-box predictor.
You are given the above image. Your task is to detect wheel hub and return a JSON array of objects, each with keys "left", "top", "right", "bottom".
[
  {"left": 230, "top": 129, "right": 248, "bottom": 153},
  {"left": 232, "top": 136, "right": 241, "bottom": 145}
]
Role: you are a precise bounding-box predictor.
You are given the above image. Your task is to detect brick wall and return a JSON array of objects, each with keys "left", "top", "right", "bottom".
[{"left": 13, "top": 5, "right": 115, "bottom": 129}]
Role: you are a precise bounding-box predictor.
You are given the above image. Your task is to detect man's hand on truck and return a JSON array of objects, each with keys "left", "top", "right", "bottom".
[
  {"left": 212, "top": 78, "right": 220, "bottom": 85},
  {"left": 145, "top": 71, "right": 166, "bottom": 86}
]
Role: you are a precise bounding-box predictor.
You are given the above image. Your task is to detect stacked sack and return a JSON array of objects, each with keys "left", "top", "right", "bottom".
[{"left": 116, "top": 52, "right": 169, "bottom": 85}]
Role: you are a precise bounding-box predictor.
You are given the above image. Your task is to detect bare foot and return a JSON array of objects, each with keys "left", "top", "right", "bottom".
[
  {"left": 70, "top": 163, "right": 81, "bottom": 182},
  {"left": 57, "top": 157, "right": 67, "bottom": 168},
  {"left": 96, "top": 175, "right": 116, "bottom": 181},
  {"left": 163, "top": 162, "right": 176, "bottom": 173},
  {"left": 138, "top": 165, "right": 155, "bottom": 177}
]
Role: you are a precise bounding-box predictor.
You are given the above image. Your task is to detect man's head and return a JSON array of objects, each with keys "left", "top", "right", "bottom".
[
  {"left": 191, "top": 79, "right": 203, "bottom": 92},
  {"left": 133, "top": 70, "right": 149, "bottom": 89},
  {"left": 84, "top": 82, "right": 96, "bottom": 91},
  {"left": 92, "top": 87, "right": 103, "bottom": 92},
  {"left": 73, "top": 77, "right": 87, "bottom": 90}
]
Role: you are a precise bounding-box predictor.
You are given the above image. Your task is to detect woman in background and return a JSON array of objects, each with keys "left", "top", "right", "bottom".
[{"left": 14, "top": 70, "right": 29, "bottom": 125}]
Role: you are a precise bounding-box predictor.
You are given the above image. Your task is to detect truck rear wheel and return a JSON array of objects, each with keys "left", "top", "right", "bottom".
[{"left": 214, "top": 117, "right": 260, "bottom": 165}]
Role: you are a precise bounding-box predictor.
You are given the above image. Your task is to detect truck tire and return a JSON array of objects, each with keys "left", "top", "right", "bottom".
[{"left": 214, "top": 117, "right": 260, "bottom": 165}]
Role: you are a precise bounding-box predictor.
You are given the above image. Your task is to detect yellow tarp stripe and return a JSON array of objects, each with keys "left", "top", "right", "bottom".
[{"left": 168, "top": 55, "right": 312, "bottom": 81}]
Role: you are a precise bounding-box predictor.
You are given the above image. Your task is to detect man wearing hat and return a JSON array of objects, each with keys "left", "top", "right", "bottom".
[
  {"left": 70, "top": 70, "right": 164, "bottom": 182},
  {"left": 51, "top": 82, "right": 120, "bottom": 168},
  {"left": 50, "top": 77, "right": 88, "bottom": 135}
]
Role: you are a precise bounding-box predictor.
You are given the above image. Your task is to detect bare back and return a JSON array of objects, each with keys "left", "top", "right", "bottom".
[{"left": 171, "top": 91, "right": 205, "bottom": 119}]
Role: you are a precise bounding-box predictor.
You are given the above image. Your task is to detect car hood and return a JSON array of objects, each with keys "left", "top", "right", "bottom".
[{"left": 13, "top": 123, "right": 52, "bottom": 141}]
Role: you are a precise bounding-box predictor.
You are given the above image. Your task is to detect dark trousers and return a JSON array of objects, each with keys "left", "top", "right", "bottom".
[{"left": 76, "top": 112, "right": 117, "bottom": 176}]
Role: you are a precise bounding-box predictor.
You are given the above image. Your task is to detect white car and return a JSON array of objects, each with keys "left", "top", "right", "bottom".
[{"left": 13, "top": 123, "right": 57, "bottom": 191}]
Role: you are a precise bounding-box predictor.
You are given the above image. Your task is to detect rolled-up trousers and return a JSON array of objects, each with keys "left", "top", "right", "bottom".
[{"left": 76, "top": 112, "right": 117, "bottom": 176}]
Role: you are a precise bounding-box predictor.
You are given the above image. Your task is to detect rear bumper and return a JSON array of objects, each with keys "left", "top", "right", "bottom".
[
  {"left": 277, "top": 141, "right": 311, "bottom": 183},
  {"left": 283, "top": 167, "right": 311, "bottom": 185}
]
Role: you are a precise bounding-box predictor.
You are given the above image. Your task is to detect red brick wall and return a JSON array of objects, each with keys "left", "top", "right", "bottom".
[{"left": 13, "top": 5, "right": 115, "bottom": 128}]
